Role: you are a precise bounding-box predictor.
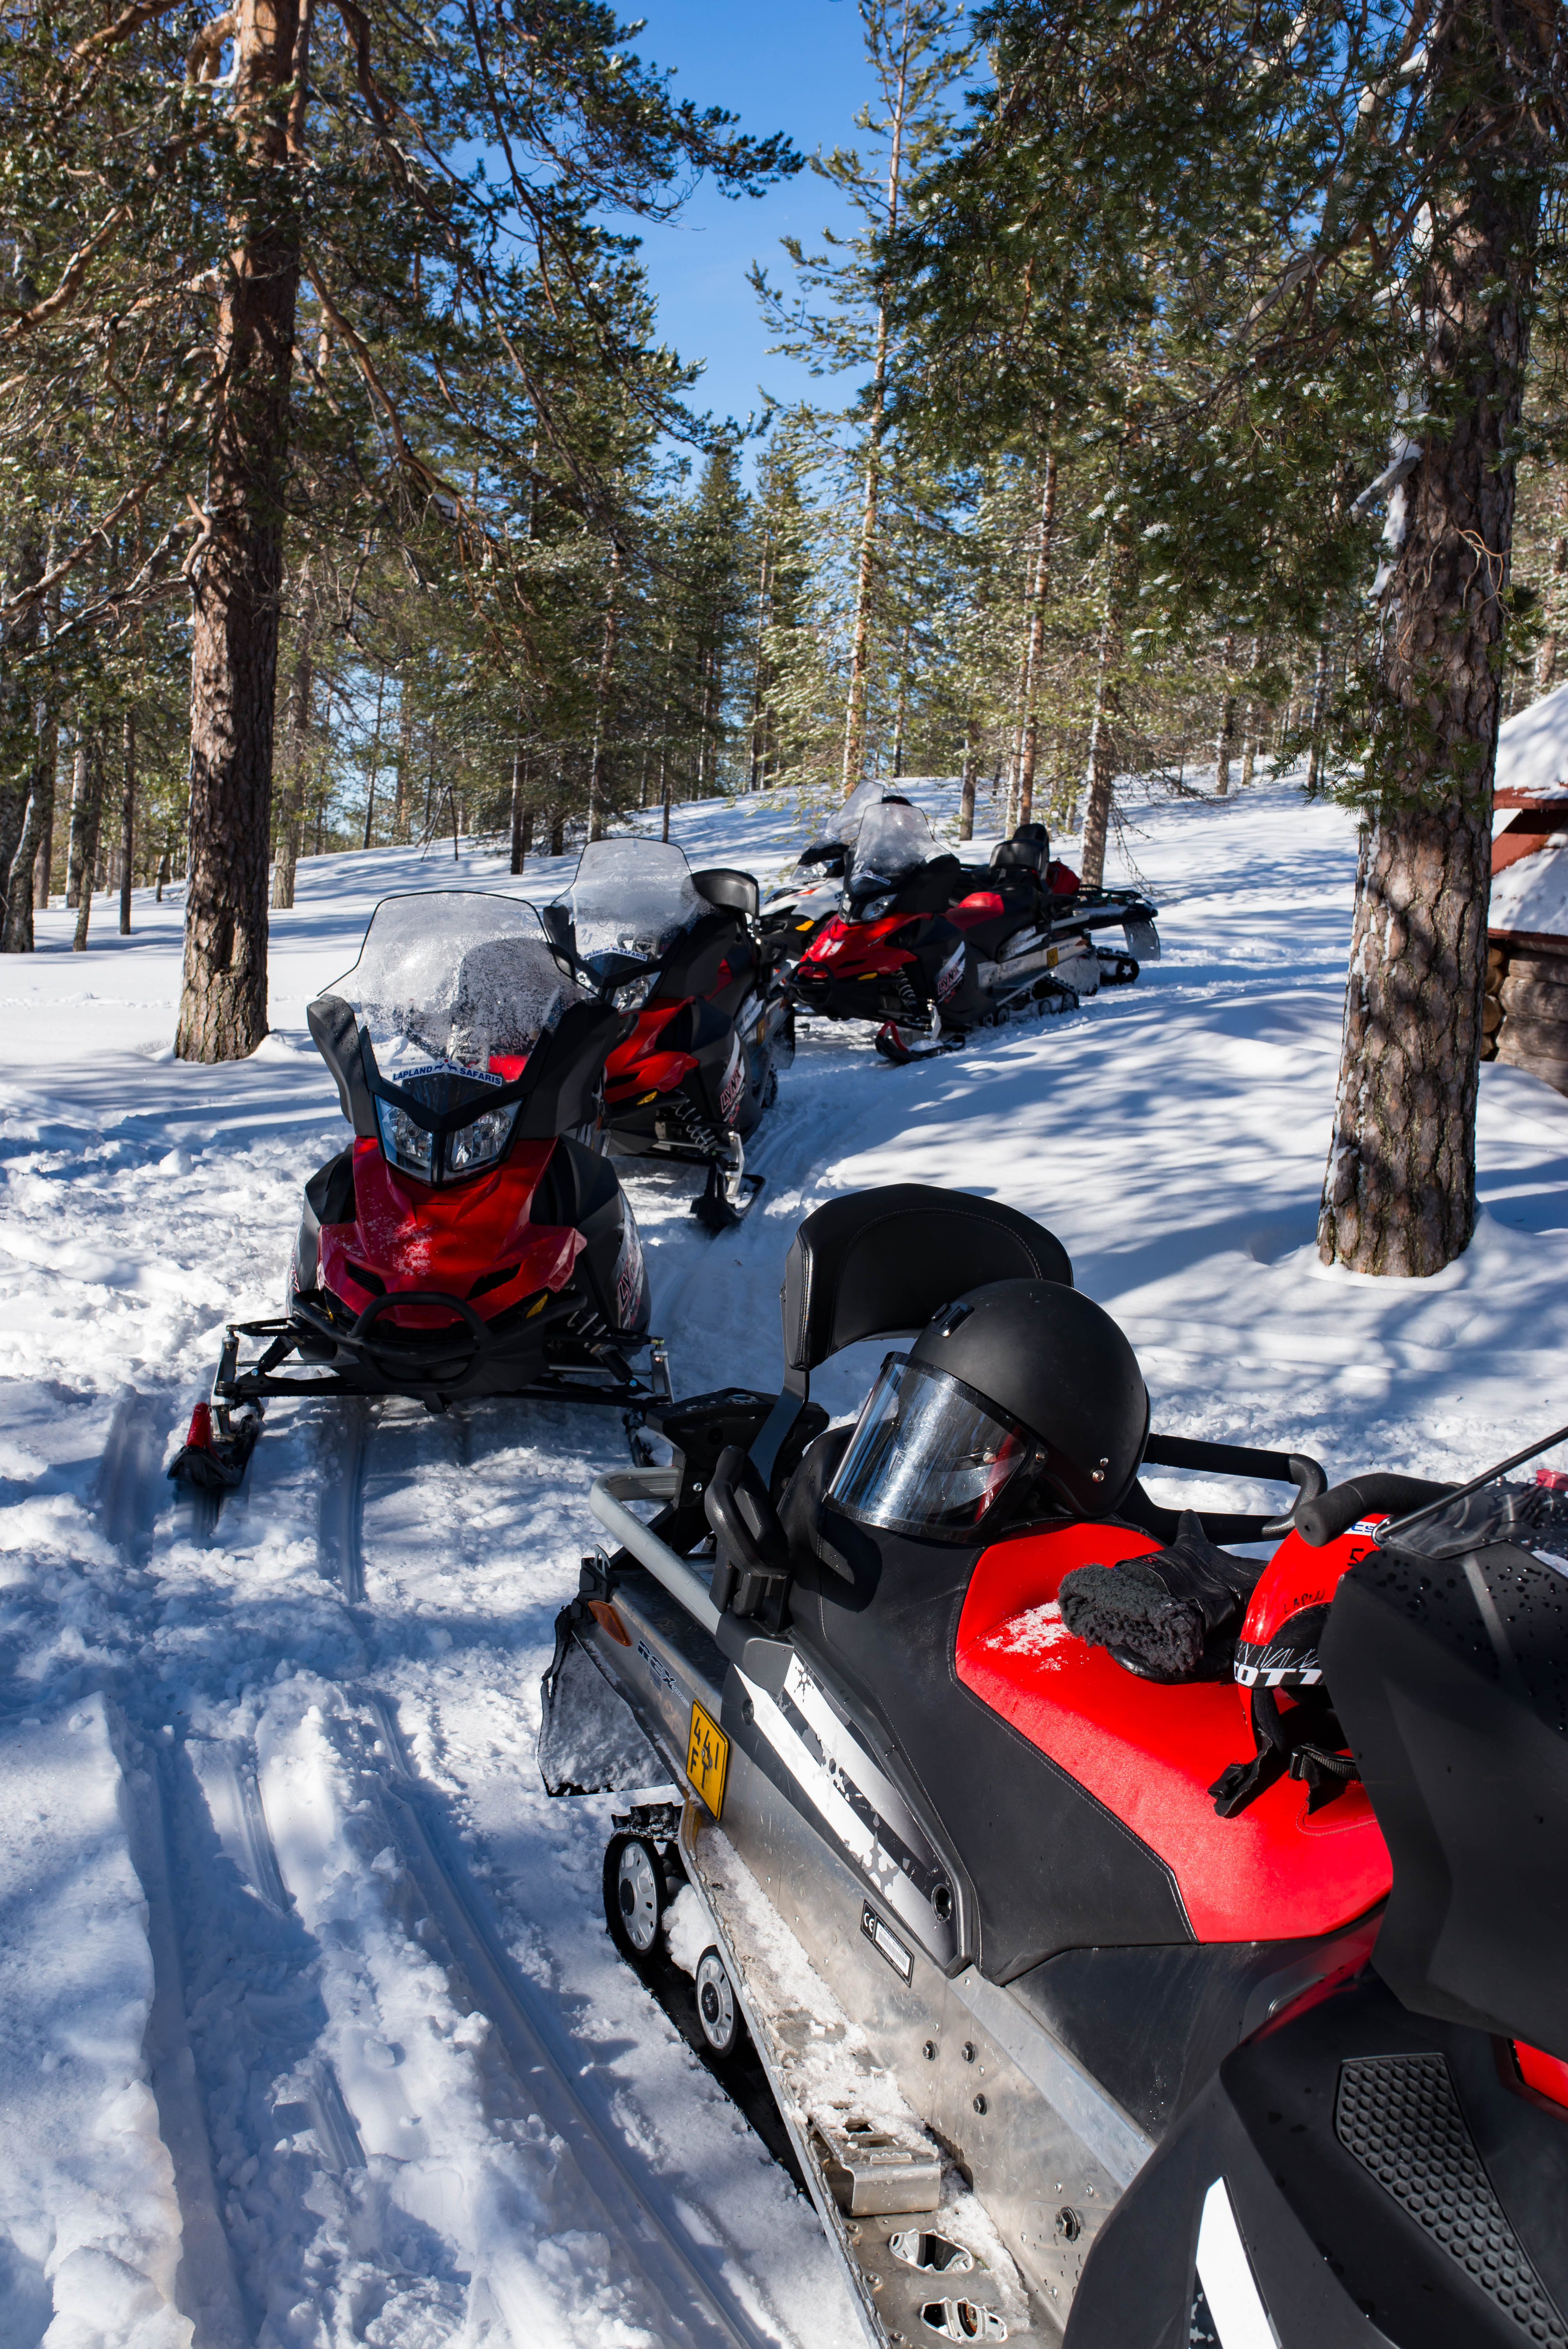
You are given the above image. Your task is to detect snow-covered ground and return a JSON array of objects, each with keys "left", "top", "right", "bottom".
[{"left": 3, "top": 768, "right": 1567, "bottom": 2349}]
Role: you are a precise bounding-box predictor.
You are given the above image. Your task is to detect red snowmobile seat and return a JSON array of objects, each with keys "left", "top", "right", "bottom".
[{"left": 954, "top": 1522, "right": 1391, "bottom": 1944}]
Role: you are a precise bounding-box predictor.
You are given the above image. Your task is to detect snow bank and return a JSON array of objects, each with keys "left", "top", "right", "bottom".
[{"left": 0, "top": 1698, "right": 187, "bottom": 2349}]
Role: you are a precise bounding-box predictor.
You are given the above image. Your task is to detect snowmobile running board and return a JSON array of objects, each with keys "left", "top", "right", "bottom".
[{"left": 576, "top": 1466, "right": 1146, "bottom": 2344}]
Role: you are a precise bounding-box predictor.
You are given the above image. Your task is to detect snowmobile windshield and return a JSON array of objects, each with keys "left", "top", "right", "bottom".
[
  {"left": 1383, "top": 1478, "right": 1568, "bottom": 1566},
  {"left": 793, "top": 777, "right": 889, "bottom": 871},
  {"left": 845, "top": 800, "right": 937, "bottom": 906},
  {"left": 567, "top": 839, "right": 703, "bottom": 976},
  {"left": 336, "top": 891, "right": 583, "bottom": 1081},
  {"left": 827, "top": 1353, "right": 1035, "bottom": 1541}
]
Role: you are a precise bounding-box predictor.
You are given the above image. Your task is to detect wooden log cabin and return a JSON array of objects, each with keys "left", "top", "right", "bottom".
[{"left": 1486, "top": 684, "right": 1568, "bottom": 1096}]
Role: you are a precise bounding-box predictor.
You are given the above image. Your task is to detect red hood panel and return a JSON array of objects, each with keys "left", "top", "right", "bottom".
[
  {"left": 320, "top": 1139, "right": 584, "bottom": 1323},
  {"left": 955, "top": 1522, "right": 1390, "bottom": 1944}
]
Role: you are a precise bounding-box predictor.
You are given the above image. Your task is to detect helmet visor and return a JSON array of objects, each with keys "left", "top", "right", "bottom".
[{"left": 827, "top": 1355, "right": 1032, "bottom": 1540}]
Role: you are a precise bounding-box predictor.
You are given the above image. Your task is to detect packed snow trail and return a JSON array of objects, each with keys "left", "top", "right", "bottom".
[{"left": 4, "top": 772, "right": 1568, "bottom": 2345}]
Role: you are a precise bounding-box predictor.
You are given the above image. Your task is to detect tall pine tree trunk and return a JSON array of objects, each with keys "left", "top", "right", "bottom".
[
  {"left": 118, "top": 712, "right": 135, "bottom": 934},
  {"left": 1079, "top": 578, "right": 1120, "bottom": 888},
  {"left": 1319, "top": 14, "right": 1537, "bottom": 1276},
  {"left": 178, "top": 0, "right": 308, "bottom": 1057},
  {"left": 1016, "top": 453, "right": 1057, "bottom": 827},
  {"left": 65, "top": 731, "right": 89, "bottom": 908},
  {"left": 1214, "top": 633, "right": 1237, "bottom": 795},
  {"left": 958, "top": 716, "right": 978, "bottom": 841},
  {"left": 71, "top": 729, "right": 104, "bottom": 952},
  {"left": 270, "top": 568, "right": 315, "bottom": 910}
]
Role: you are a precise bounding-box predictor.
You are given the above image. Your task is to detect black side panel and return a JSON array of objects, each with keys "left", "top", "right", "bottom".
[
  {"left": 1323, "top": 1540, "right": 1568, "bottom": 2057},
  {"left": 304, "top": 1147, "right": 357, "bottom": 1231},
  {"left": 307, "top": 994, "right": 377, "bottom": 1135},
  {"left": 1065, "top": 1973, "right": 1568, "bottom": 2349},
  {"left": 780, "top": 1183, "right": 1073, "bottom": 1373},
  {"left": 1012, "top": 1918, "right": 1378, "bottom": 2139},
  {"left": 786, "top": 1502, "right": 1191, "bottom": 1978},
  {"left": 513, "top": 1000, "right": 626, "bottom": 1138},
  {"left": 530, "top": 1134, "right": 647, "bottom": 1330},
  {"left": 656, "top": 911, "right": 744, "bottom": 1000}
]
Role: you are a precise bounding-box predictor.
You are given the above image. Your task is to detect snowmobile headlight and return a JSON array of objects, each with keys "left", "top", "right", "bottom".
[
  {"left": 860, "top": 891, "right": 897, "bottom": 919},
  {"left": 376, "top": 1096, "right": 435, "bottom": 1182},
  {"left": 445, "top": 1100, "right": 520, "bottom": 1176},
  {"left": 612, "top": 972, "right": 656, "bottom": 1012}
]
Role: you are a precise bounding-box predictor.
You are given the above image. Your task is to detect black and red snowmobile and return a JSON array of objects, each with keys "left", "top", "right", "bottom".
[
  {"left": 547, "top": 837, "right": 791, "bottom": 1232},
  {"left": 171, "top": 890, "right": 667, "bottom": 1491},
  {"left": 789, "top": 797, "right": 1160, "bottom": 1062},
  {"left": 538, "top": 1182, "right": 1568, "bottom": 2346}
]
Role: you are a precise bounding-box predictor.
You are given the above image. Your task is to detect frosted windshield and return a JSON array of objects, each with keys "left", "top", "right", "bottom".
[
  {"left": 331, "top": 892, "right": 582, "bottom": 1077},
  {"left": 846, "top": 799, "right": 937, "bottom": 891},
  {"left": 568, "top": 838, "right": 703, "bottom": 964},
  {"left": 793, "top": 777, "right": 889, "bottom": 871}
]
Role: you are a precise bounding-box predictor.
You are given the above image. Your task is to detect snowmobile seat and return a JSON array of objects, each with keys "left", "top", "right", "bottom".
[
  {"left": 692, "top": 867, "right": 760, "bottom": 921},
  {"left": 752, "top": 1183, "right": 1072, "bottom": 1485},
  {"left": 953, "top": 1523, "right": 1392, "bottom": 1946},
  {"left": 780, "top": 1184, "right": 1072, "bottom": 1382},
  {"left": 991, "top": 837, "right": 1047, "bottom": 876}
]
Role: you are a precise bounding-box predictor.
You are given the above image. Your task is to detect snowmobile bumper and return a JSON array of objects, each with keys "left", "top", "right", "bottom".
[
  {"left": 539, "top": 1464, "right": 1153, "bottom": 2341},
  {"left": 195, "top": 1294, "right": 672, "bottom": 1422}
]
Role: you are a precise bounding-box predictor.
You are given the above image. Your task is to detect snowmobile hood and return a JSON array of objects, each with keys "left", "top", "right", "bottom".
[{"left": 320, "top": 1137, "right": 584, "bottom": 1323}]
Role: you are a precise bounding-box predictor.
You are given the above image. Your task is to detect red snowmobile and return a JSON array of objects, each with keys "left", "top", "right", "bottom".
[
  {"left": 547, "top": 838, "right": 791, "bottom": 1232},
  {"left": 789, "top": 797, "right": 1160, "bottom": 1062},
  {"left": 540, "top": 1182, "right": 1568, "bottom": 2347},
  {"left": 171, "top": 890, "right": 667, "bottom": 1491}
]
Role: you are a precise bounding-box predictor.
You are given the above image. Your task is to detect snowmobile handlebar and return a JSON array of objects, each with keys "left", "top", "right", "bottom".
[{"left": 1140, "top": 1433, "right": 1327, "bottom": 1536}]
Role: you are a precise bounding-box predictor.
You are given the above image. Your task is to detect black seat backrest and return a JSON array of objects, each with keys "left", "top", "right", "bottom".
[
  {"left": 991, "top": 831, "right": 1048, "bottom": 876},
  {"left": 780, "top": 1184, "right": 1072, "bottom": 1376},
  {"left": 1323, "top": 1538, "right": 1568, "bottom": 2059},
  {"left": 693, "top": 867, "right": 760, "bottom": 920}
]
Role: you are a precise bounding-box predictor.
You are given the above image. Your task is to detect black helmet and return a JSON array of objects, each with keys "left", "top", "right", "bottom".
[{"left": 827, "top": 1279, "right": 1149, "bottom": 1541}]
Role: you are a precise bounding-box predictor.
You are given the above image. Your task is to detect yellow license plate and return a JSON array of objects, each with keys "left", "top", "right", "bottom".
[{"left": 686, "top": 1700, "right": 729, "bottom": 1820}]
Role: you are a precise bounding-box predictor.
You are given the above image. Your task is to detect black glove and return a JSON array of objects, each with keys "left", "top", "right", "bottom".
[{"left": 1058, "top": 1512, "right": 1263, "bottom": 1682}]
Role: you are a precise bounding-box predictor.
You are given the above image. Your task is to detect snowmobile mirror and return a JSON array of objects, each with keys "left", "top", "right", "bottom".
[
  {"left": 692, "top": 868, "right": 760, "bottom": 920},
  {"left": 705, "top": 1443, "right": 792, "bottom": 1622},
  {"left": 307, "top": 994, "right": 378, "bottom": 1137}
]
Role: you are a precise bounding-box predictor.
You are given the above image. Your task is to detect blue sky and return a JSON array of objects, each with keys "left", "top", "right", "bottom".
[{"left": 616, "top": 0, "right": 877, "bottom": 463}]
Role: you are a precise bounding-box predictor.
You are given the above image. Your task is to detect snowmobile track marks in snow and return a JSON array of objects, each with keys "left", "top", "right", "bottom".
[{"left": 360, "top": 1693, "right": 786, "bottom": 2349}]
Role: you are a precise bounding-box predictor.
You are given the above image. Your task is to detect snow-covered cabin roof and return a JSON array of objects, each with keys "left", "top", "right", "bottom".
[
  {"left": 1496, "top": 681, "right": 1568, "bottom": 801},
  {"left": 1490, "top": 688, "right": 1568, "bottom": 941}
]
